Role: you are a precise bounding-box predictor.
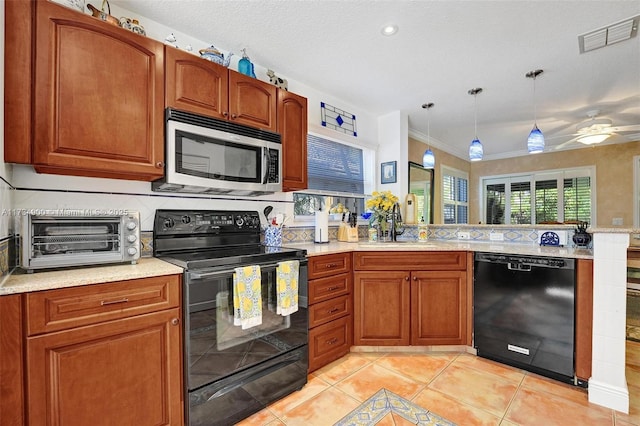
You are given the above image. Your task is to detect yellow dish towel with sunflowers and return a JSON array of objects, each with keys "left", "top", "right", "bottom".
[
  {"left": 233, "top": 265, "right": 262, "bottom": 330},
  {"left": 276, "top": 260, "right": 299, "bottom": 316}
]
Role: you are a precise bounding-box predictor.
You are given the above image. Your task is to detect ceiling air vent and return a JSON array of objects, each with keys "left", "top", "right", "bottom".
[{"left": 578, "top": 14, "right": 639, "bottom": 53}]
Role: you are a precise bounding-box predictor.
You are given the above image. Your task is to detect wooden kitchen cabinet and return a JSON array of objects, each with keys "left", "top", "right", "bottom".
[
  {"left": 166, "top": 47, "right": 277, "bottom": 132},
  {"left": 353, "top": 251, "right": 470, "bottom": 346},
  {"left": 278, "top": 89, "right": 308, "bottom": 191},
  {"left": 0, "top": 295, "right": 25, "bottom": 426},
  {"left": 307, "top": 253, "right": 353, "bottom": 372},
  {"left": 25, "top": 275, "right": 183, "bottom": 426},
  {"left": 5, "top": 0, "right": 166, "bottom": 181}
]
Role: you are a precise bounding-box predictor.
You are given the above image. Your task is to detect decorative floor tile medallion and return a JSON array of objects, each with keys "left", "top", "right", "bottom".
[{"left": 335, "top": 388, "right": 456, "bottom": 426}]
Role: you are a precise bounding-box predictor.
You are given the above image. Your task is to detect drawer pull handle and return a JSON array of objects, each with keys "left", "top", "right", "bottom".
[
  {"left": 325, "top": 263, "right": 337, "bottom": 268},
  {"left": 328, "top": 308, "right": 340, "bottom": 314},
  {"left": 326, "top": 338, "right": 339, "bottom": 345},
  {"left": 327, "top": 286, "right": 339, "bottom": 291},
  {"left": 100, "top": 298, "right": 129, "bottom": 306}
]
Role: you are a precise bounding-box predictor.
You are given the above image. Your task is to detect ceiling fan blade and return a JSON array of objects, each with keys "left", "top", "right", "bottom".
[
  {"left": 545, "top": 132, "right": 578, "bottom": 141},
  {"left": 610, "top": 124, "right": 640, "bottom": 133},
  {"left": 552, "top": 137, "right": 581, "bottom": 150}
]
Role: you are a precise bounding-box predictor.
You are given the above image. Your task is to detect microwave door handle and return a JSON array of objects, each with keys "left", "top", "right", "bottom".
[{"left": 262, "top": 147, "right": 269, "bottom": 184}]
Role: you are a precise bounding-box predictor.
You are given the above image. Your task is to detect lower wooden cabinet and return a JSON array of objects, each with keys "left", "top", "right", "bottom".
[
  {"left": 24, "top": 275, "right": 183, "bottom": 426},
  {"left": 353, "top": 251, "right": 470, "bottom": 347},
  {"left": 307, "top": 253, "right": 353, "bottom": 372}
]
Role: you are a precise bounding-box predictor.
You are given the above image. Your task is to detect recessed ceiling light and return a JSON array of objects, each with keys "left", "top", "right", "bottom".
[{"left": 381, "top": 24, "right": 398, "bottom": 36}]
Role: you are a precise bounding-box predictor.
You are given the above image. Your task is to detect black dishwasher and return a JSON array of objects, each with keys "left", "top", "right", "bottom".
[{"left": 474, "top": 252, "right": 576, "bottom": 384}]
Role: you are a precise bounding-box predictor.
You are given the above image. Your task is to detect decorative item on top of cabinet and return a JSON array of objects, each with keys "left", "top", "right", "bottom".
[
  {"left": 238, "top": 48, "right": 257, "bottom": 78},
  {"left": 278, "top": 89, "right": 308, "bottom": 191},
  {"left": 87, "top": 0, "right": 119, "bottom": 26},
  {"left": 353, "top": 251, "right": 471, "bottom": 346},
  {"left": 199, "top": 44, "right": 233, "bottom": 67},
  {"left": 267, "top": 69, "right": 288, "bottom": 90},
  {"left": 166, "top": 46, "right": 277, "bottom": 132},
  {"left": 307, "top": 252, "right": 353, "bottom": 372},
  {"left": 5, "top": 0, "right": 166, "bottom": 181},
  {"left": 25, "top": 275, "right": 183, "bottom": 425}
]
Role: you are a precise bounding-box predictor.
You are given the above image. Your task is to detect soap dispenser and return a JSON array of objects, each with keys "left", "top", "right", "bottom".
[{"left": 418, "top": 217, "right": 428, "bottom": 242}]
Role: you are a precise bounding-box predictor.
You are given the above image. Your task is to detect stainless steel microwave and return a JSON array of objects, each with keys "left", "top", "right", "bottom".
[
  {"left": 152, "top": 109, "right": 282, "bottom": 196},
  {"left": 21, "top": 210, "right": 141, "bottom": 272}
]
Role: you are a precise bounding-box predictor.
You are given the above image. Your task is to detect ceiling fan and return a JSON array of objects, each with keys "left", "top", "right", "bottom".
[{"left": 550, "top": 110, "right": 640, "bottom": 150}]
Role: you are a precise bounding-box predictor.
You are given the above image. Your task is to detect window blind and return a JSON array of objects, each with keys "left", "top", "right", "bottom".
[
  {"left": 510, "top": 181, "right": 531, "bottom": 224},
  {"left": 564, "top": 177, "right": 591, "bottom": 223},
  {"left": 535, "top": 179, "right": 558, "bottom": 223},
  {"left": 486, "top": 183, "right": 506, "bottom": 224},
  {"left": 307, "top": 134, "right": 364, "bottom": 194}
]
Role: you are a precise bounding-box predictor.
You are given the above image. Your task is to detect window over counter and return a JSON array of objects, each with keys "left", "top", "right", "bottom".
[
  {"left": 442, "top": 166, "right": 469, "bottom": 224},
  {"left": 293, "top": 133, "right": 374, "bottom": 218},
  {"left": 482, "top": 166, "right": 595, "bottom": 225}
]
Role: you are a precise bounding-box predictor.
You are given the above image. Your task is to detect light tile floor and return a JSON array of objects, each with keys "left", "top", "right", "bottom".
[{"left": 239, "top": 341, "right": 640, "bottom": 425}]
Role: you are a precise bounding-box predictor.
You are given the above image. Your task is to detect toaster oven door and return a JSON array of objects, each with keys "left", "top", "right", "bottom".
[{"left": 22, "top": 215, "right": 138, "bottom": 271}]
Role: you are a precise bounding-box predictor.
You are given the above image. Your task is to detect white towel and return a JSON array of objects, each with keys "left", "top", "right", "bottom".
[
  {"left": 233, "top": 265, "right": 262, "bottom": 330},
  {"left": 276, "top": 260, "right": 299, "bottom": 316}
]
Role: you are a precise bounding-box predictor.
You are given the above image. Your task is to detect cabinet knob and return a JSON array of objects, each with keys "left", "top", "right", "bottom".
[
  {"left": 156, "top": 161, "right": 165, "bottom": 168},
  {"left": 171, "top": 318, "right": 180, "bottom": 326},
  {"left": 231, "top": 113, "right": 237, "bottom": 119},
  {"left": 413, "top": 276, "right": 418, "bottom": 281},
  {"left": 223, "top": 111, "right": 229, "bottom": 117},
  {"left": 405, "top": 276, "right": 410, "bottom": 281}
]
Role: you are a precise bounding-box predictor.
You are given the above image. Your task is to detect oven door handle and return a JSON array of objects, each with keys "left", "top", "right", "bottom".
[
  {"left": 262, "top": 146, "right": 269, "bottom": 184},
  {"left": 189, "top": 262, "right": 281, "bottom": 280}
]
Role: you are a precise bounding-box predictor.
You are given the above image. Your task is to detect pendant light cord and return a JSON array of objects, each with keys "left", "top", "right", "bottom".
[
  {"left": 474, "top": 93, "right": 478, "bottom": 139},
  {"left": 532, "top": 75, "right": 537, "bottom": 126}
]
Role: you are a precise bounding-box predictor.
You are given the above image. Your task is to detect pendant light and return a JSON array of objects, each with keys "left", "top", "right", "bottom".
[
  {"left": 468, "top": 88, "right": 483, "bottom": 161},
  {"left": 421, "top": 102, "right": 435, "bottom": 168},
  {"left": 526, "top": 69, "right": 545, "bottom": 153}
]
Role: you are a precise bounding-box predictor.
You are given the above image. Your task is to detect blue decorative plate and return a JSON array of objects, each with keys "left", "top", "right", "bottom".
[{"left": 540, "top": 231, "right": 560, "bottom": 246}]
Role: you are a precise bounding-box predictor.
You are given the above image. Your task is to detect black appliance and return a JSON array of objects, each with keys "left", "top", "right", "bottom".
[
  {"left": 154, "top": 210, "right": 308, "bottom": 426},
  {"left": 473, "top": 252, "right": 578, "bottom": 385}
]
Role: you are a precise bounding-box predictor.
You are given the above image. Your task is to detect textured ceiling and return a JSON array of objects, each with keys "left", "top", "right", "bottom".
[{"left": 110, "top": 0, "right": 640, "bottom": 160}]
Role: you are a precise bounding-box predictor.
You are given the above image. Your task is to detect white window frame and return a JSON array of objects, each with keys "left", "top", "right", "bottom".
[
  {"left": 441, "top": 165, "right": 469, "bottom": 224},
  {"left": 479, "top": 166, "right": 596, "bottom": 225}
]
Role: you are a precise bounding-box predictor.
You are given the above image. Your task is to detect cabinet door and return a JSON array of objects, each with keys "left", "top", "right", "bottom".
[
  {"left": 353, "top": 271, "right": 410, "bottom": 346},
  {"left": 0, "top": 295, "right": 25, "bottom": 426},
  {"left": 33, "top": 1, "right": 165, "bottom": 181},
  {"left": 278, "top": 90, "right": 308, "bottom": 191},
  {"left": 411, "top": 270, "right": 467, "bottom": 345},
  {"left": 228, "top": 71, "right": 277, "bottom": 132},
  {"left": 27, "top": 309, "right": 183, "bottom": 426},
  {"left": 165, "top": 46, "right": 229, "bottom": 119}
]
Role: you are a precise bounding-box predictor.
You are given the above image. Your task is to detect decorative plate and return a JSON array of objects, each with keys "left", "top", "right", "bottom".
[{"left": 540, "top": 231, "right": 560, "bottom": 246}]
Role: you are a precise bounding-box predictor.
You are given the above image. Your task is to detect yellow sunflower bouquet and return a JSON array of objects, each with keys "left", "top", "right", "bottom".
[{"left": 365, "top": 190, "right": 399, "bottom": 232}]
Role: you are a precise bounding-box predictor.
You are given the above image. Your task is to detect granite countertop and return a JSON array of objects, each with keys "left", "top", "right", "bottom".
[
  {"left": 288, "top": 240, "right": 593, "bottom": 259},
  {"left": 0, "top": 257, "right": 184, "bottom": 296}
]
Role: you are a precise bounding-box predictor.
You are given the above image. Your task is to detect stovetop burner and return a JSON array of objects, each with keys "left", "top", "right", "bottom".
[{"left": 153, "top": 209, "right": 306, "bottom": 270}]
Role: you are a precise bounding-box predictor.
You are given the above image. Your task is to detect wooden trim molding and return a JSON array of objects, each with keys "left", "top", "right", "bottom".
[{"left": 575, "top": 258, "right": 593, "bottom": 381}]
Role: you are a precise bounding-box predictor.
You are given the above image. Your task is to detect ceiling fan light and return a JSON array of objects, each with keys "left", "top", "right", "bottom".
[
  {"left": 577, "top": 133, "right": 611, "bottom": 145},
  {"left": 423, "top": 148, "right": 435, "bottom": 168},
  {"left": 527, "top": 125, "right": 545, "bottom": 153},
  {"left": 469, "top": 139, "right": 483, "bottom": 161}
]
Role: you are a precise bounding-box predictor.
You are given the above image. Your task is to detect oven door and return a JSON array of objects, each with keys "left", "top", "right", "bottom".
[{"left": 184, "top": 260, "right": 308, "bottom": 391}]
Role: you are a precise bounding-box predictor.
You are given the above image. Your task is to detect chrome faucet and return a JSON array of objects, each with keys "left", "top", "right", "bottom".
[{"left": 391, "top": 202, "right": 400, "bottom": 241}]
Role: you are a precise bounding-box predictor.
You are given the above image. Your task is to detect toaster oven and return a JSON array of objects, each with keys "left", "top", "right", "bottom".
[{"left": 21, "top": 210, "right": 141, "bottom": 272}]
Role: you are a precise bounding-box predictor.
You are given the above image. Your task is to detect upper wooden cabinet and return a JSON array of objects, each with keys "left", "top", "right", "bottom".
[
  {"left": 278, "top": 90, "right": 308, "bottom": 191},
  {"left": 5, "top": 0, "right": 166, "bottom": 181},
  {"left": 165, "top": 47, "right": 277, "bottom": 132}
]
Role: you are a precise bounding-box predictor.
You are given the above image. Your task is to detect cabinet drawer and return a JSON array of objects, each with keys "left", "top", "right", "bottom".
[
  {"left": 308, "top": 316, "right": 352, "bottom": 373},
  {"left": 308, "top": 252, "right": 351, "bottom": 279},
  {"left": 26, "top": 275, "right": 181, "bottom": 336},
  {"left": 354, "top": 251, "right": 467, "bottom": 271},
  {"left": 309, "top": 294, "right": 352, "bottom": 328},
  {"left": 308, "top": 273, "right": 351, "bottom": 304}
]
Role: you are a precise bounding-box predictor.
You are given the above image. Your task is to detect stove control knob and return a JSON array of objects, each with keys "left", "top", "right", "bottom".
[
  {"left": 181, "top": 215, "right": 191, "bottom": 224},
  {"left": 126, "top": 221, "right": 137, "bottom": 230},
  {"left": 163, "top": 218, "right": 175, "bottom": 229},
  {"left": 127, "top": 247, "right": 138, "bottom": 256},
  {"left": 127, "top": 235, "right": 137, "bottom": 243},
  {"left": 235, "top": 217, "right": 244, "bottom": 227}
]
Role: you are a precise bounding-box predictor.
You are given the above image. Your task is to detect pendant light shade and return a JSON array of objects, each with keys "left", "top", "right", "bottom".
[
  {"left": 468, "top": 88, "right": 483, "bottom": 161},
  {"left": 421, "top": 102, "right": 435, "bottom": 168},
  {"left": 526, "top": 69, "right": 544, "bottom": 154},
  {"left": 469, "top": 139, "right": 483, "bottom": 161}
]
